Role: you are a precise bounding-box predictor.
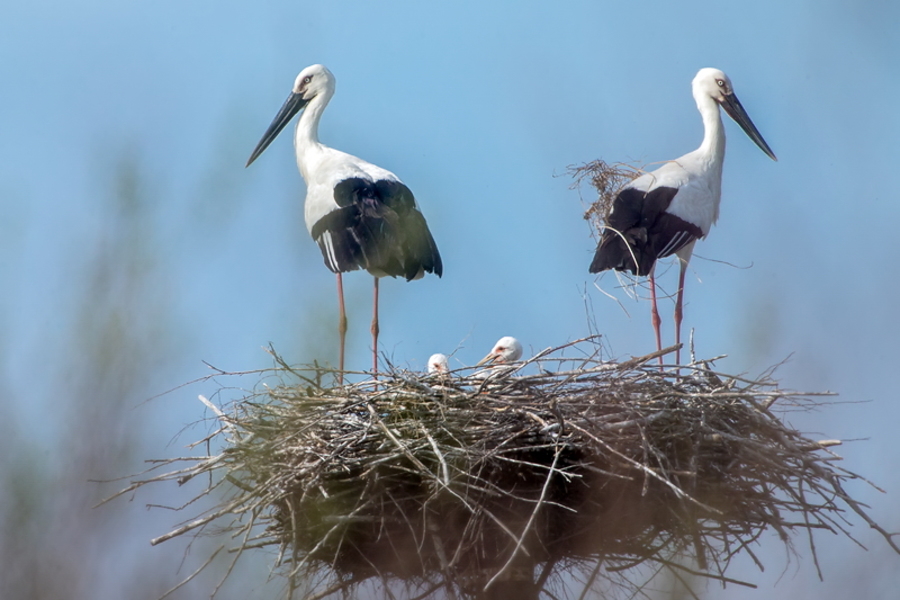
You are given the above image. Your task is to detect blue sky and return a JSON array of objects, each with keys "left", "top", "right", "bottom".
[{"left": 2, "top": 0, "right": 899, "bottom": 597}]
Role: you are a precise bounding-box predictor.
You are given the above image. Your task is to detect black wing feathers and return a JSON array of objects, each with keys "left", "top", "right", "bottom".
[
  {"left": 589, "top": 186, "right": 702, "bottom": 276},
  {"left": 312, "top": 178, "right": 442, "bottom": 280}
]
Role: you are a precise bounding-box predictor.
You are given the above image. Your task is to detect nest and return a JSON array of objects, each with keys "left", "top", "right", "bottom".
[{"left": 115, "top": 339, "right": 899, "bottom": 599}]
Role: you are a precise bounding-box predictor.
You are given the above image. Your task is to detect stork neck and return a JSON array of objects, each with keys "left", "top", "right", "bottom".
[
  {"left": 697, "top": 96, "right": 726, "bottom": 164},
  {"left": 294, "top": 94, "right": 328, "bottom": 177}
]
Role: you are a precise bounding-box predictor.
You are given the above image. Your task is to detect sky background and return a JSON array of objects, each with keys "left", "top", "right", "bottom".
[{"left": 1, "top": 0, "right": 899, "bottom": 598}]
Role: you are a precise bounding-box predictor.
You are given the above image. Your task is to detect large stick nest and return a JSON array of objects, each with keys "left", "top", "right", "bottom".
[{"left": 116, "top": 340, "right": 899, "bottom": 599}]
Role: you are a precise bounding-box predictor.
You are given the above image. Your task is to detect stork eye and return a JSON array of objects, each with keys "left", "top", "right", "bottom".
[
  {"left": 303, "top": 76, "right": 312, "bottom": 85},
  {"left": 716, "top": 79, "right": 725, "bottom": 87}
]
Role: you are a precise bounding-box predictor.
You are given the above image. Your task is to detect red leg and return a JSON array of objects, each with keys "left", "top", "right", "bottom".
[
  {"left": 336, "top": 273, "right": 347, "bottom": 384},
  {"left": 674, "top": 260, "right": 688, "bottom": 366},
  {"left": 649, "top": 270, "right": 663, "bottom": 366},
  {"left": 371, "top": 277, "right": 380, "bottom": 376}
]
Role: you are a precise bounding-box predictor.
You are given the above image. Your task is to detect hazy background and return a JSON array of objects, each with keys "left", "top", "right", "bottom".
[{"left": 1, "top": 0, "right": 898, "bottom": 598}]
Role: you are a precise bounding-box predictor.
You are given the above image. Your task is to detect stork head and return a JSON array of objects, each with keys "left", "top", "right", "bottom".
[
  {"left": 292, "top": 64, "right": 335, "bottom": 102},
  {"left": 427, "top": 353, "right": 450, "bottom": 374},
  {"left": 693, "top": 67, "right": 734, "bottom": 103},
  {"left": 246, "top": 64, "right": 336, "bottom": 167},
  {"left": 692, "top": 67, "right": 777, "bottom": 161},
  {"left": 477, "top": 336, "right": 523, "bottom": 366}
]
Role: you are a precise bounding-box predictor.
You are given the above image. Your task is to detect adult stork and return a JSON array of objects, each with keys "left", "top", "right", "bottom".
[
  {"left": 246, "top": 64, "right": 443, "bottom": 377},
  {"left": 589, "top": 68, "right": 776, "bottom": 364}
]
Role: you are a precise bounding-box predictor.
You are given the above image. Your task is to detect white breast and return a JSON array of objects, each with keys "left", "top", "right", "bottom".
[{"left": 631, "top": 152, "right": 723, "bottom": 237}]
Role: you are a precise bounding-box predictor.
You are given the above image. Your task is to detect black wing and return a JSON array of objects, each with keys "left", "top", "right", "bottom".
[
  {"left": 310, "top": 177, "right": 442, "bottom": 280},
  {"left": 589, "top": 186, "right": 702, "bottom": 276}
]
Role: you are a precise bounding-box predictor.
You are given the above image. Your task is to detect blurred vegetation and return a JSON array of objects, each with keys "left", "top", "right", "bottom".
[{"left": 0, "top": 148, "right": 257, "bottom": 600}]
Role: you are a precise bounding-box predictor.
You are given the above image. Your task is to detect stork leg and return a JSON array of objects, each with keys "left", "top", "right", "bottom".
[
  {"left": 371, "top": 277, "right": 380, "bottom": 376},
  {"left": 336, "top": 273, "right": 347, "bottom": 385},
  {"left": 648, "top": 269, "right": 664, "bottom": 366},
  {"left": 674, "top": 260, "right": 688, "bottom": 366}
]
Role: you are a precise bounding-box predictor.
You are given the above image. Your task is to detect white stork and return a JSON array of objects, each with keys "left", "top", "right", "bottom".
[
  {"left": 473, "top": 336, "right": 524, "bottom": 381},
  {"left": 477, "top": 336, "right": 524, "bottom": 366},
  {"left": 246, "top": 64, "right": 443, "bottom": 378},
  {"left": 589, "top": 68, "right": 776, "bottom": 365},
  {"left": 427, "top": 353, "right": 450, "bottom": 375}
]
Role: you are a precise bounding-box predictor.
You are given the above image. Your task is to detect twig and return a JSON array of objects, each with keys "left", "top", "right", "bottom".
[
  {"left": 159, "top": 545, "right": 224, "bottom": 600},
  {"left": 484, "top": 446, "right": 562, "bottom": 592}
]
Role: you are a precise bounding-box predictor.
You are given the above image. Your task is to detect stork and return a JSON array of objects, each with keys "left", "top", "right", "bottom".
[
  {"left": 589, "top": 68, "right": 776, "bottom": 365},
  {"left": 473, "top": 336, "right": 524, "bottom": 381},
  {"left": 427, "top": 353, "right": 450, "bottom": 375},
  {"left": 246, "top": 65, "right": 443, "bottom": 379},
  {"left": 477, "top": 336, "right": 524, "bottom": 366}
]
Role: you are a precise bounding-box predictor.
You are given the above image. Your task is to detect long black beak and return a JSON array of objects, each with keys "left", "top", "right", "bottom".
[
  {"left": 245, "top": 91, "right": 310, "bottom": 167},
  {"left": 721, "top": 93, "right": 777, "bottom": 161}
]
